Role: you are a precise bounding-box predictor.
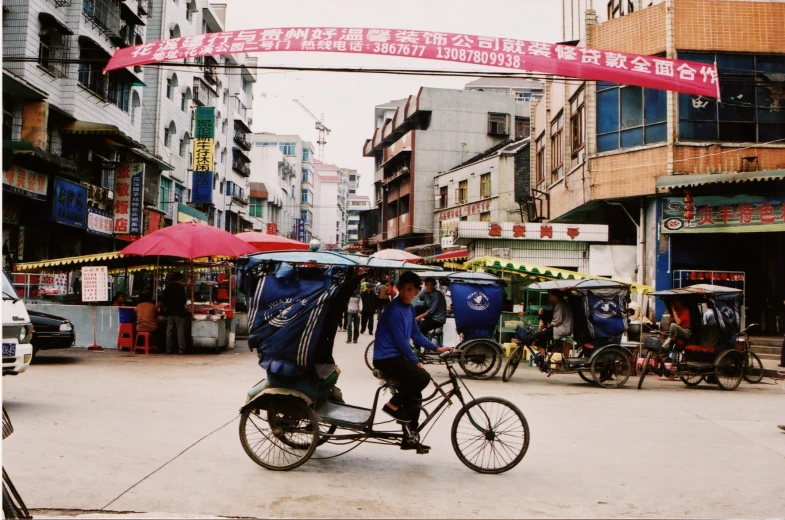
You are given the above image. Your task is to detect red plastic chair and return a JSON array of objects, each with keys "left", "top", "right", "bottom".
[
  {"left": 132, "top": 331, "right": 156, "bottom": 354},
  {"left": 117, "top": 323, "right": 134, "bottom": 351}
]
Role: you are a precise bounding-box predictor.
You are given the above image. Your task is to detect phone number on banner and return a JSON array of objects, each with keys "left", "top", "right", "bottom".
[{"left": 436, "top": 47, "right": 521, "bottom": 67}]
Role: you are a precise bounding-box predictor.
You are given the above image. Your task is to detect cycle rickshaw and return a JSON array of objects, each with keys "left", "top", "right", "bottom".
[
  {"left": 364, "top": 271, "right": 506, "bottom": 379},
  {"left": 236, "top": 251, "right": 529, "bottom": 473},
  {"left": 502, "top": 279, "right": 635, "bottom": 388},
  {"left": 637, "top": 284, "right": 750, "bottom": 391}
]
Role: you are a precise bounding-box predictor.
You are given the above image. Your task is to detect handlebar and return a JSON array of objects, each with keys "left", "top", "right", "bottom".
[
  {"left": 439, "top": 348, "right": 455, "bottom": 360},
  {"left": 738, "top": 323, "right": 759, "bottom": 334}
]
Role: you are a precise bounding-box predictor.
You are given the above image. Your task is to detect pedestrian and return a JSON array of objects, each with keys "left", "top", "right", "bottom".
[
  {"left": 377, "top": 278, "right": 390, "bottom": 316},
  {"left": 161, "top": 272, "right": 189, "bottom": 355},
  {"left": 346, "top": 288, "right": 362, "bottom": 343},
  {"left": 388, "top": 278, "right": 398, "bottom": 300},
  {"left": 373, "top": 271, "right": 451, "bottom": 451},
  {"left": 360, "top": 282, "right": 377, "bottom": 335}
]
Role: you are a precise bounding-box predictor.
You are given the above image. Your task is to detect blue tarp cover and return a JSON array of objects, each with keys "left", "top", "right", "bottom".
[{"left": 450, "top": 281, "right": 503, "bottom": 335}]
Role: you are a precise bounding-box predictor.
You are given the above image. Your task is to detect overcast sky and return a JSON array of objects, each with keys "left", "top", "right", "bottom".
[{"left": 223, "top": 0, "right": 563, "bottom": 199}]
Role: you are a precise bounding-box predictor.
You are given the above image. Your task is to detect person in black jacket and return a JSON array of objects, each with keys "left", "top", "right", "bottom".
[
  {"left": 360, "top": 283, "right": 377, "bottom": 335},
  {"left": 161, "top": 272, "right": 189, "bottom": 354}
]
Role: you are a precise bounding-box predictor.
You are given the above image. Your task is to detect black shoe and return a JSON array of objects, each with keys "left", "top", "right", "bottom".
[
  {"left": 401, "top": 440, "right": 431, "bottom": 451},
  {"left": 382, "top": 403, "right": 410, "bottom": 423}
]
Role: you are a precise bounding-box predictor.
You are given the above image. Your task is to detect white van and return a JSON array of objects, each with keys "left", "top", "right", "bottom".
[{"left": 3, "top": 271, "right": 33, "bottom": 375}]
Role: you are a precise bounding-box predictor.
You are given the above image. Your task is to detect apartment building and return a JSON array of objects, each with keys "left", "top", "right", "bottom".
[
  {"left": 2, "top": 0, "right": 172, "bottom": 263},
  {"left": 313, "top": 160, "right": 349, "bottom": 249},
  {"left": 531, "top": 0, "right": 785, "bottom": 331},
  {"left": 251, "top": 134, "right": 316, "bottom": 240},
  {"left": 362, "top": 87, "right": 530, "bottom": 251},
  {"left": 346, "top": 195, "right": 371, "bottom": 245},
  {"left": 139, "top": 1, "right": 256, "bottom": 233}
]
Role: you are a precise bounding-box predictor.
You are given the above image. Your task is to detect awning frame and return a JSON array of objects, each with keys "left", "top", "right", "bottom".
[{"left": 656, "top": 169, "right": 785, "bottom": 190}]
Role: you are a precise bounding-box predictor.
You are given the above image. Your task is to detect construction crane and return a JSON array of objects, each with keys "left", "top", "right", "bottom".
[{"left": 293, "top": 98, "right": 331, "bottom": 162}]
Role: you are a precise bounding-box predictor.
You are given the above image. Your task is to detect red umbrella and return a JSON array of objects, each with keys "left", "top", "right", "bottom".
[
  {"left": 119, "top": 221, "right": 257, "bottom": 259},
  {"left": 234, "top": 231, "right": 310, "bottom": 252}
]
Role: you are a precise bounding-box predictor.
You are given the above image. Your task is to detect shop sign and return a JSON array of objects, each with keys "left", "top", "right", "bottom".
[
  {"left": 39, "top": 274, "right": 68, "bottom": 295},
  {"left": 440, "top": 218, "right": 459, "bottom": 248},
  {"left": 143, "top": 208, "right": 166, "bottom": 235},
  {"left": 192, "top": 171, "right": 213, "bottom": 204},
  {"left": 85, "top": 183, "right": 110, "bottom": 210},
  {"left": 662, "top": 194, "right": 785, "bottom": 234},
  {"left": 53, "top": 178, "right": 87, "bottom": 229},
  {"left": 113, "top": 163, "right": 145, "bottom": 235},
  {"left": 3, "top": 166, "right": 48, "bottom": 201},
  {"left": 192, "top": 106, "right": 215, "bottom": 204},
  {"left": 456, "top": 221, "right": 608, "bottom": 242},
  {"left": 177, "top": 202, "right": 208, "bottom": 224},
  {"left": 2, "top": 205, "right": 22, "bottom": 225},
  {"left": 296, "top": 218, "right": 305, "bottom": 242},
  {"left": 81, "top": 266, "right": 108, "bottom": 303},
  {"left": 267, "top": 222, "right": 277, "bottom": 235},
  {"left": 438, "top": 199, "right": 492, "bottom": 221},
  {"left": 87, "top": 208, "right": 114, "bottom": 237}
]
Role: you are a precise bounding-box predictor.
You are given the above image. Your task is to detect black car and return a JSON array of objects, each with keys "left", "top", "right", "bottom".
[{"left": 28, "top": 310, "right": 75, "bottom": 358}]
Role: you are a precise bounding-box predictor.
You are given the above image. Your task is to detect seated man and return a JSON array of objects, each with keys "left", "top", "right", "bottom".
[
  {"left": 374, "top": 271, "right": 451, "bottom": 451},
  {"left": 135, "top": 292, "right": 165, "bottom": 348},
  {"left": 528, "top": 291, "right": 573, "bottom": 367},
  {"left": 415, "top": 277, "right": 447, "bottom": 336},
  {"left": 700, "top": 300, "right": 721, "bottom": 348},
  {"left": 662, "top": 298, "right": 692, "bottom": 352}
]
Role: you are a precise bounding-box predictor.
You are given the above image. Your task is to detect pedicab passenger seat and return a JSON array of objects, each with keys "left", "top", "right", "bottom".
[{"left": 684, "top": 344, "right": 716, "bottom": 354}]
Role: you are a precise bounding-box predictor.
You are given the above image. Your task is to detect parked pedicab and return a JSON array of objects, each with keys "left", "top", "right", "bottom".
[
  {"left": 637, "top": 284, "right": 751, "bottom": 391},
  {"left": 502, "top": 279, "right": 635, "bottom": 388},
  {"left": 363, "top": 271, "right": 507, "bottom": 379},
  {"left": 236, "top": 251, "right": 529, "bottom": 473}
]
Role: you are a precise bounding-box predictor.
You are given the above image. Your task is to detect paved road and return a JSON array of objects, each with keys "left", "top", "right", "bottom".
[{"left": 3, "top": 337, "right": 784, "bottom": 518}]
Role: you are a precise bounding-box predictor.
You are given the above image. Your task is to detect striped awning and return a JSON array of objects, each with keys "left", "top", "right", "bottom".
[
  {"left": 423, "top": 248, "right": 468, "bottom": 264},
  {"left": 465, "top": 256, "right": 653, "bottom": 294},
  {"left": 15, "top": 252, "right": 126, "bottom": 271},
  {"left": 656, "top": 169, "right": 785, "bottom": 190}
]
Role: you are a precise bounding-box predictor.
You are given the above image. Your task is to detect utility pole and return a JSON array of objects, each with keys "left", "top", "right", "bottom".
[{"left": 293, "top": 98, "right": 331, "bottom": 162}]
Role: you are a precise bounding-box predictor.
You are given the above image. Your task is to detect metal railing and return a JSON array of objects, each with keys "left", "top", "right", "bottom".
[
  {"left": 233, "top": 132, "right": 251, "bottom": 150},
  {"left": 38, "top": 42, "right": 69, "bottom": 77},
  {"left": 232, "top": 161, "right": 251, "bottom": 177},
  {"left": 82, "top": 0, "right": 121, "bottom": 39}
]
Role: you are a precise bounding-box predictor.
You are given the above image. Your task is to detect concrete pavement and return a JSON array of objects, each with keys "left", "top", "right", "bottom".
[{"left": 2, "top": 335, "right": 784, "bottom": 518}]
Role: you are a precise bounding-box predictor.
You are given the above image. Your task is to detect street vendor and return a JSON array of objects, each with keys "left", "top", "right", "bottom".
[
  {"left": 161, "top": 272, "right": 189, "bottom": 355},
  {"left": 373, "top": 271, "right": 451, "bottom": 451}
]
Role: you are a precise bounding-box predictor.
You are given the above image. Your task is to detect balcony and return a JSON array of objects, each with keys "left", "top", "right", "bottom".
[
  {"left": 38, "top": 43, "right": 69, "bottom": 78},
  {"left": 231, "top": 193, "right": 249, "bottom": 205},
  {"left": 232, "top": 161, "right": 251, "bottom": 177},
  {"left": 137, "top": 0, "right": 150, "bottom": 16},
  {"left": 82, "top": 0, "right": 122, "bottom": 41},
  {"left": 233, "top": 131, "right": 251, "bottom": 151}
]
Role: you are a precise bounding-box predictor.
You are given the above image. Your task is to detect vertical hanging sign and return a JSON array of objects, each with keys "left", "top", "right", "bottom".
[
  {"left": 114, "top": 163, "right": 145, "bottom": 235},
  {"left": 192, "top": 107, "right": 215, "bottom": 204}
]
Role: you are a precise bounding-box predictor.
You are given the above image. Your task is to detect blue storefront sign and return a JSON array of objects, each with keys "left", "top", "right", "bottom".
[
  {"left": 296, "top": 218, "right": 305, "bottom": 242},
  {"left": 53, "top": 178, "right": 87, "bottom": 229},
  {"left": 192, "top": 171, "right": 213, "bottom": 204},
  {"left": 129, "top": 168, "right": 143, "bottom": 235}
]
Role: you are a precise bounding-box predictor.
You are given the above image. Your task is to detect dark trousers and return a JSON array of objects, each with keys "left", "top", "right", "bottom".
[
  {"left": 780, "top": 337, "right": 785, "bottom": 366},
  {"left": 532, "top": 327, "right": 553, "bottom": 347},
  {"left": 346, "top": 313, "right": 359, "bottom": 343},
  {"left": 361, "top": 312, "right": 375, "bottom": 334},
  {"left": 373, "top": 355, "right": 431, "bottom": 430},
  {"left": 166, "top": 316, "right": 189, "bottom": 354},
  {"left": 418, "top": 317, "right": 444, "bottom": 336}
]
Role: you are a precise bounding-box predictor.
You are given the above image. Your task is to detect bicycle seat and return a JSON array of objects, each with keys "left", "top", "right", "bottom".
[{"left": 372, "top": 369, "right": 400, "bottom": 387}]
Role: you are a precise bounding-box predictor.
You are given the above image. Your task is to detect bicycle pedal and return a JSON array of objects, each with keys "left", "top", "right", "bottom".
[{"left": 416, "top": 447, "right": 430, "bottom": 455}]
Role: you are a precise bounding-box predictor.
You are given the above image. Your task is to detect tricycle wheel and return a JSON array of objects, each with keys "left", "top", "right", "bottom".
[
  {"left": 364, "top": 340, "right": 374, "bottom": 371},
  {"left": 590, "top": 347, "right": 632, "bottom": 389},
  {"left": 459, "top": 340, "right": 502, "bottom": 380},
  {"left": 502, "top": 346, "right": 523, "bottom": 382},
  {"left": 742, "top": 352, "right": 764, "bottom": 384},
  {"left": 239, "top": 399, "right": 319, "bottom": 471},
  {"left": 714, "top": 350, "right": 743, "bottom": 391},
  {"left": 451, "top": 397, "right": 529, "bottom": 474},
  {"left": 680, "top": 373, "right": 703, "bottom": 387},
  {"left": 577, "top": 369, "right": 598, "bottom": 385}
]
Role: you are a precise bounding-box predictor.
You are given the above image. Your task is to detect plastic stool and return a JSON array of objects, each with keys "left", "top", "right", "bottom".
[
  {"left": 133, "top": 331, "right": 155, "bottom": 354},
  {"left": 117, "top": 323, "right": 134, "bottom": 351}
]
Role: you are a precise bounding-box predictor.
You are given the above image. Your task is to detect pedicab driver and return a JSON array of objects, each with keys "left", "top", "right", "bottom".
[{"left": 373, "top": 271, "right": 452, "bottom": 451}]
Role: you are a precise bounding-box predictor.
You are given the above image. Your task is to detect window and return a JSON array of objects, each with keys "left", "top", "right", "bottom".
[
  {"left": 596, "top": 82, "right": 666, "bottom": 152},
  {"left": 178, "top": 133, "right": 189, "bottom": 157},
  {"left": 607, "top": 0, "right": 621, "bottom": 19},
  {"left": 479, "top": 212, "right": 491, "bottom": 222},
  {"left": 164, "top": 121, "right": 175, "bottom": 147},
  {"left": 107, "top": 76, "right": 131, "bottom": 112},
  {"left": 457, "top": 180, "right": 468, "bottom": 204},
  {"left": 480, "top": 173, "right": 491, "bottom": 198},
  {"left": 570, "top": 89, "right": 585, "bottom": 157},
  {"left": 77, "top": 43, "right": 109, "bottom": 96},
  {"left": 678, "top": 52, "right": 785, "bottom": 143},
  {"left": 301, "top": 210, "right": 311, "bottom": 224},
  {"left": 302, "top": 148, "right": 312, "bottom": 162},
  {"left": 279, "top": 142, "right": 296, "bottom": 156},
  {"left": 159, "top": 176, "right": 171, "bottom": 212},
  {"left": 38, "top": 28, "right": 67, "bottom": 77},
  {"left": 179, "top": 139, "right": 185, "bottom": 157},
  {"left": 291, "top": 185, "right": 296, "bottom": 199},
  {"left": 249, "top": 197, "right": 264, "bottom": 218},
  {"left": 181, "top": 91, "right": 188, "bottom": 111},
  {"left": 169, "top": 24, "right": 180, "bottom": 39},
  {"left": 515, "top": 117, "right": 529, "bottom": 139},
  {"left": 221, "top": 147, "right": 227, "bottom": 165},
  {"left": 535, "top": 134, "right": 545, "bottom": 186},
  {"left": 439, "top": 186, "right": 448, "bottom": 209},
  {"left": 221, "top": 119, "right": 228, "bottom": 135},
  {"left": 550, "top": 112, "right": 564, "bottom": 183},
  {"left": 166, "top": 74, "right": 178, "bottom": 99},
  {"left": 302, "top": 168, "right": 311, "bottom": 184},
  {"left": 488, "top": 113, "right": 509, "bottom": 135},
  {"left": 301, "top": 189, "right": 312, "bottom": 204},
  {"left": 174, "top": 182, "right": 187, "bottom": 203}
]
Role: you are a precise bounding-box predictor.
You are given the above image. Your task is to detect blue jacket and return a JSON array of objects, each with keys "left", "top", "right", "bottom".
[{"left": 374, "top": 297, "right": 437, "bottom": 364}]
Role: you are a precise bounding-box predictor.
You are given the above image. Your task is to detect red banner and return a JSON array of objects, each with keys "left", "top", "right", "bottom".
[{"left": 106, "top": 27, "right": 719, "bottom": 97}]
